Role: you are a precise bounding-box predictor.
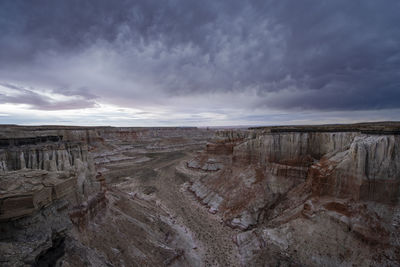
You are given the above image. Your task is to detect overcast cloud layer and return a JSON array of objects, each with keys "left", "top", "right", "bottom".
[{"left": 0, "top": 0, "right": 399, "bottom": 126}]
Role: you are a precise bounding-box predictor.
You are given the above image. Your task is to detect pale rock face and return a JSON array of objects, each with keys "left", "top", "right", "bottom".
[
  {"left": 0, "top": 160, "right": 6, "bottom": 172},
  {"left": 184, "top": 129, "right": 400, "bottom": 266},
  {"left": 0, "top": 131, "right": 103, "bottom": 266},
  {"left": 187, "top": 158, "right": 224, "bottom": 172},
  {"left": 0, "top": 142, "right": 97, "bottom": 222},
  {"left": 230, "top": 210, "right": 258, "bottom": 230},
  {"left": 19, "top": 152, "right": 26, "bottom": 169},
  {"left": 74, "top": 157, "right": 98, "bottom": 199},
  {"left": 311, "top": 134, "right": 400, "bottom": 202},
  {"left": 233, "top": 132, "right": 358, "bottom": 165},
  {"left": 75, "top": 158, "right": 87, "bottom": 196},
  {"left": 190, "top": 181, "right": 224, "bottom": 213},
  {"left": 0, "top": 143, "right": 91, "bottom": 173}
]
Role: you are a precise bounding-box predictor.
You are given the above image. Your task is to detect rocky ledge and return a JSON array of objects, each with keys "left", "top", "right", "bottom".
[
  {"left": 179, "top": 122, "right": 400, "bottom": 266},
  {"left": 0, "top": 125, "right": 214, "bottom": 266},
  {"left": 0, "top": 127, "right": 103, "bottom": 266}
]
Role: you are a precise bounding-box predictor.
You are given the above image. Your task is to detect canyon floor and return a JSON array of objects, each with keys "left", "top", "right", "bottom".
[{"left": 78, "top": 149, "right": 241, "bottom": 266}]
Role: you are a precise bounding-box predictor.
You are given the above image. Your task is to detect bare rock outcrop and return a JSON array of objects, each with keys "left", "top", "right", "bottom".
[
  {"left": 182, "top": 125, "right": 400, "bottom": 266},
  {"left": 0, "top": 125, "right": 215, "bottom": 266},
  {"left": 0, "top": 128, "right": 103, "bottom": 266},
  {"left": 1, "top": 123, "right": 399, "bottom": 266}
]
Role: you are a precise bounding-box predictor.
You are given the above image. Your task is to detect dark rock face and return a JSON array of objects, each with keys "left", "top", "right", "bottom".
[
  {"left": 0, "top": 136, "right": 62, "bottom": 148},
  {"left": 0, "top": 199, "right": 72, "bottom": 266},
  {"left": 34, "top": 232, "right": 66, "bottom": 267}
]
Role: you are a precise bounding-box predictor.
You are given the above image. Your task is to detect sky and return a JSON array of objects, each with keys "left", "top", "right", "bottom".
[{"left": 0, "top": 0, "right": 399, "bottom": 126}]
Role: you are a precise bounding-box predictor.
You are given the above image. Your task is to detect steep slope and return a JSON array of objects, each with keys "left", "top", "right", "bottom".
[
  {"left": 0, "top": 125, "right": 214, "bottom": 266},
  {"left": 0, "top": 138, "right": 102, "bottom": 266},
  {"left": 180, "top": 126, "right": 400, "bottom": 266}
]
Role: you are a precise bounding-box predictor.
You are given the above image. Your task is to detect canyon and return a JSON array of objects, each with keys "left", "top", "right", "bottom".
[{"left": 0, "top": 122, "right": 399, "bottom": 266}]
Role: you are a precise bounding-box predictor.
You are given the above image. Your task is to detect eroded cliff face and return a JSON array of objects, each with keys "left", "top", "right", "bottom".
[
  {"left": 0, "top": 125, "right": 215, "bottom": 266},
  {"left": 179, "top": 128, "right": 400, "bottom": 266},
  {"left": 0, "top": 130, "right": 105, "bottom": 266},
  {"left": 1, "top": 124, "right": 399, "bottom": 266}
]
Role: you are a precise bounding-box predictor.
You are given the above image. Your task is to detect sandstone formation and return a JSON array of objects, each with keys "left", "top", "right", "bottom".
[
  {"left": 0, "top": 125, "right": 214, "bottom": 266},
  {"left": 179, "top": 124, "right": 400, "bottom": 266},
  {"left": 0, "top": 123, "right": 399, "bottom": 266}
]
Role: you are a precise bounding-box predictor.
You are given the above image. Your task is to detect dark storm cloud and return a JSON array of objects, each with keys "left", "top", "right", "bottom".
[{"left": 0, "top": 0, "right": 399, "bottom": 112}]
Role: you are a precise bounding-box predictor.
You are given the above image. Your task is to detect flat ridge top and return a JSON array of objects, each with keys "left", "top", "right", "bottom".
[
  {"left": 0, "top": 122, "right": 399, "bottom": 134},
  {"left": 0, "top": 125, "right": 198, "bottom": 131},
  {"left": 248, "top": 121, "right": 400, "bottom": 134}
]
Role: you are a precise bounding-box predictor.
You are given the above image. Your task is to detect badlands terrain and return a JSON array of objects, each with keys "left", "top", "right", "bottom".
[{"left": 0, "top": 122, "right": 399, "bottom": 266}]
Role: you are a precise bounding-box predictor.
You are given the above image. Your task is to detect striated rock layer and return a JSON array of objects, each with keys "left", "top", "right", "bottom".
[
  {"left": 1, "top": 123, "right": 400, "bottom": 266},
  {"left": 180, "top": 124, "right": 400, "bottom": 266},
  {"left": 0, "top": 125, "right": 214, "bottom": 266},
  {"left": 0, "top": 127, "right": 105, "bottom": 266}
]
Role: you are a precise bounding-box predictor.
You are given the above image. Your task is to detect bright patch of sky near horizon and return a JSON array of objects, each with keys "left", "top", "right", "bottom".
[{"left": 0, "top": 0, "right": 399, "bottom": 126}]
